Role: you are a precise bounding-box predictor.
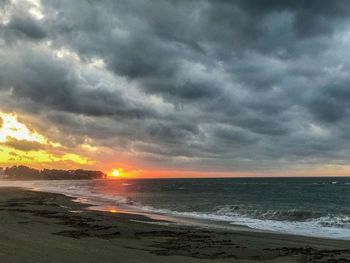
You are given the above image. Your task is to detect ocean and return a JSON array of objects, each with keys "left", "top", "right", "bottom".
[{"left": 1, "top": 177, "right": 350, "bottom": 240}]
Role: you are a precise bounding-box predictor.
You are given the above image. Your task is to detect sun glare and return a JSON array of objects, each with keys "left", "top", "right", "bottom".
[
  {"left": 111, "top": 170, "right": 120, "bottom": 177},
  {"left": 108, "top": 168, "right": 136, "bottom": 178}
]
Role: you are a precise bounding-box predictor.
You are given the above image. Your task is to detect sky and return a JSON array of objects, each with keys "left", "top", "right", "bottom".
[{"left": 1, "top": 0, "right": 350, "bottom": 177}]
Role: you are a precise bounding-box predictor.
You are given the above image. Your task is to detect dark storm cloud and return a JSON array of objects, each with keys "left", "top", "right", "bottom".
[
  {"left": 0, "top": 48, "right": 157, "bottom": 119},
  {"left": 2, "top": 0, "right": 350, "bottom": 172},
  {"left": 6, "top": 16, "right": 47, "bottom": 39}
]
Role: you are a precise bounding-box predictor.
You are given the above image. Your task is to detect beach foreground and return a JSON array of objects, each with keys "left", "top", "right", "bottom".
[{"left": 0, "top": 188, "right": 349, "bottom": 263}]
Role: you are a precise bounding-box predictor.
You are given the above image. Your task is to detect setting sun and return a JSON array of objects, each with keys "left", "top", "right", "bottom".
[
  {"left": 107, "top": 168, "right": 136, "bottom": 178},
  {"left": 111, "top": 170, "right": 120, "bottom": 177}
]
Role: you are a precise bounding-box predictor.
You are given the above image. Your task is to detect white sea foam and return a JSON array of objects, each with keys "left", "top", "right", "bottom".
[{"left": 125, "top": 204, "right": 350, "bottom": 240}]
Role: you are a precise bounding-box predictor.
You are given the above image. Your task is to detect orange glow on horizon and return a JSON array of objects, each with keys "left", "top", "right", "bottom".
[{"left": 133, "top": 170, "right": 261, "bottom": 178}]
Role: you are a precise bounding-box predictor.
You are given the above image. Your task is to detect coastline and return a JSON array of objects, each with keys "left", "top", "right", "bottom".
[
  {"left": 0, "top": 187, "right": 349, "bottom": 262},
  {"left": 2, "top": 178, "right": 350, "bottom": 242}
]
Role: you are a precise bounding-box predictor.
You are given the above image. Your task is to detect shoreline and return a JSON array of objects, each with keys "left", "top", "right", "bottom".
[
  {"left": 0, "top": 187, "right": 350, "bottom": 262},
  {"left": 32, "top": 186, "right": 350, "bottom": 242},
  {"left": 1, "top": 179, "right": 350, "bottom": 242}
]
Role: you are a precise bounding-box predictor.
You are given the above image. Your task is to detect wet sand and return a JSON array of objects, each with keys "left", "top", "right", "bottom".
[{"left": 0, "top": 187, "right": 349, "bottom": 263}]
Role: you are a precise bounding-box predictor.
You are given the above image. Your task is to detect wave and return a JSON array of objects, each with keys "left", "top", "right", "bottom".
[
  {"left": 214, "top": 205, "right": 324, "bottom": 221},
  {"left": 130, "top": 204, "right": 350, "bottom": 240},
  {"left": 213, "top": 205, "right": 350, "bottom": 230},
  {"left": 132, "top": 203, "right": 350, "bottom": 229}
]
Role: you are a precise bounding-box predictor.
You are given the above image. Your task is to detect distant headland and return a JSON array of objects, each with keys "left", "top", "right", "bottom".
[{"left": 0, "top": 166, "right": 106, "bottom": 180}]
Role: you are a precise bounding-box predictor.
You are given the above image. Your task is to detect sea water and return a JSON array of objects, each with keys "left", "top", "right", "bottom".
[{"left": 1, "top": 177, "right": 350, "bottom": 240}]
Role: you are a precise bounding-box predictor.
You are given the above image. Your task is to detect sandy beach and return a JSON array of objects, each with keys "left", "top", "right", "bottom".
[{"left": 0, "top": 187, "right": 348, "bottom": 263}]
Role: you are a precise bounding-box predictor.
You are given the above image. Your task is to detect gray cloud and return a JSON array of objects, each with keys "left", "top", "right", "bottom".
[
  {"left": 6, "top": 16, "right": 47, "bottom": 39},
  {"left": 2, "top": 138, "right": 43, "bottom": 151},
  {"left": 2, "top": 0, "right": 350, "bottom": 172}
]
